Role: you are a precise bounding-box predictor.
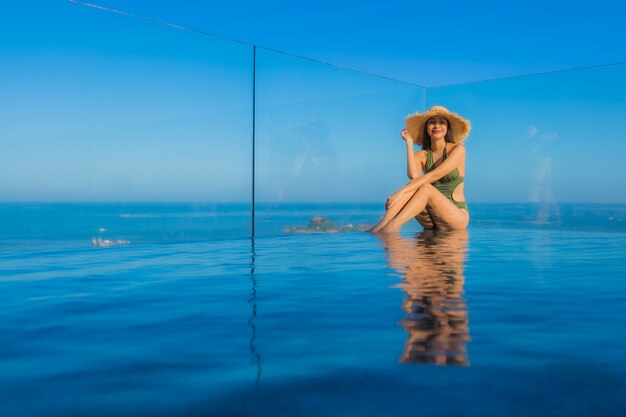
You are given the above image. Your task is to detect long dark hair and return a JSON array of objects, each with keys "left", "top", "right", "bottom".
[{"left": 421, "top": 117, "right": 455, "bottom": 150}]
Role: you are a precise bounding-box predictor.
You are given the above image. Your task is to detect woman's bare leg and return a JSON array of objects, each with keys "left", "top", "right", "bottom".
[
  {"left": 368, "top": 188, "right": 419, "bottom": 233},
  {"left": 380, "top": 184, "right": 469, "bottom": 233}
]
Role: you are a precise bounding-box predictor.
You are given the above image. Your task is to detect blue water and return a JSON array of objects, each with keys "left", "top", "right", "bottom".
[
  {"left": 2, "top": 224, "right": 626, "bottom": 416},
  {"left": 0, "top": 203, "right": 252, "bottom": 251},
  {"left": 2, "top": 202, "right": 626, "bottom": 251}
]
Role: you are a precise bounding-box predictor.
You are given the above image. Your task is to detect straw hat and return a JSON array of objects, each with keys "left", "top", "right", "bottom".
[{"left": 405, "top": 106, "right": 471, "bottom": 145}]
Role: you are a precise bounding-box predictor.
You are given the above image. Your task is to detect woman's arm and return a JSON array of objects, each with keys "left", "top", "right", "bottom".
[
  {"left": 402, "top": 129, "right": 422, "bottom": 179},
  {"left": 387, "top": 144, "right": 465, "bottom": 208}
]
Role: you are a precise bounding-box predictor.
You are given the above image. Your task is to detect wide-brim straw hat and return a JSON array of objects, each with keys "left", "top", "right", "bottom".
[{"left": 405, "top": 106, "right": 471, "bottom": 145}]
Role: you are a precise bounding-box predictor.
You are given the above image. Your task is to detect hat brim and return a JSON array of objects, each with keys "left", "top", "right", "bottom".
[{"left": 405, "top": 106, "right": 471, "bottom": 145}]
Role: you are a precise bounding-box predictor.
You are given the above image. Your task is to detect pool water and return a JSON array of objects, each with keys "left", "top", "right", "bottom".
[{"left": 1, "top": 228, "right": 626, "bottom": 416}]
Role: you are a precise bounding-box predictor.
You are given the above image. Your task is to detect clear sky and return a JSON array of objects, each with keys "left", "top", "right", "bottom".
[
  {"left": 2, "top": 0, "right": 626, "bottom": 203},
  {"left": 63, "top": 0, "right": 626, "bottom": 87}
]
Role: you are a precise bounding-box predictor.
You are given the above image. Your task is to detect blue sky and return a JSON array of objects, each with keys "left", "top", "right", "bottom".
[
  {"left": 2, "top": 1, "right": 626, "bottom": 203},
  {"left": 63, "top": 0, "right": 626, "bottom": 86}
]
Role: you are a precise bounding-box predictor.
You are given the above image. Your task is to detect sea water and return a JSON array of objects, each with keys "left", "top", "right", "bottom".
[
  {"left": 1, "top": 202, "right": 626, "bottom": 251},
  {"left": 1, "top": 205, "right": 626, "bottom": 416}
]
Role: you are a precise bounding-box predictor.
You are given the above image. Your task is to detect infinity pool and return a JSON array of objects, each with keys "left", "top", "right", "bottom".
[{"left": 1, "top": 228, "right": 625, "bottom": 416}]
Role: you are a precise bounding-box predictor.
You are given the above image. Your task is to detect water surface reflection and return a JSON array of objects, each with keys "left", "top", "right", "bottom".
[{"left": 378, "top": 230, "right": 471, "bottom": 366}]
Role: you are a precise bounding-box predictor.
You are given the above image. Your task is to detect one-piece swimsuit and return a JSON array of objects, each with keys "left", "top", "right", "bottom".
[{"left": 424, "top": 145, "right": 468, "bottom": 210}]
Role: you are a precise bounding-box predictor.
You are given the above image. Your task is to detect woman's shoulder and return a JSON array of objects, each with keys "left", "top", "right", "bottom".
[
  {"left": 448, "top": 143, "right": 466, "bottom": 153},
  {"left": 414, "top": 149, "right": 428, "bottom": 161}
]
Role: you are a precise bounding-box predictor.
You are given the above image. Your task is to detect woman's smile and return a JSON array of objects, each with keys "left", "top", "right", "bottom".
[{"left": 430, "top": 127, "right": 446, "bottom": 136}]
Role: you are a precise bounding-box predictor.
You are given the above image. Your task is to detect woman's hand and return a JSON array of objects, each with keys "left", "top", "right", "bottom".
[
  {"left": 386, "top": 188, "right": 405, "bottom": 209},
  {"left": 401, "top": 129, "right": 415, "bottom": 144}
]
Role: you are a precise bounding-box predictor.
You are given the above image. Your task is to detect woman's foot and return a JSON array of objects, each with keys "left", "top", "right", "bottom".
[{"left": 367, "top": 224, "right": 400, "bottom": 234}]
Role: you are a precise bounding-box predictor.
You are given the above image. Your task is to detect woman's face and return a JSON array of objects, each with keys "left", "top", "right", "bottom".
[{"left": 427, "top": 117, "right": 448, "bottom": 140}]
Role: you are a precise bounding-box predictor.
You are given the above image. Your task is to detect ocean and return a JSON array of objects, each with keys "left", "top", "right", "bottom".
[{"left": 1, "top": 202, "right": 625, "bottom": 251}]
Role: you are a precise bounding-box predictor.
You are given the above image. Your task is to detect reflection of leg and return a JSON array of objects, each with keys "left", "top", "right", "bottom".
[
  {"left": 415, "top": 209, "right": 436, "bottom": 229},
  {"left": 368, "top": 188, "right": 419, "bottom": 233}
]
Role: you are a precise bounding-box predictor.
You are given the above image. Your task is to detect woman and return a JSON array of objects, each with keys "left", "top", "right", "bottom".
[{"left": 369, "top": 106, "right": 471, "bottom": 233}]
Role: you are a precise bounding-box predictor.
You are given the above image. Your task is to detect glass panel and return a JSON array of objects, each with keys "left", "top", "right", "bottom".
[
  {"left": 0, "top": 1, "right": 252, "bottom": 250},
  {"left": 255, "top": 49, "right": 425, "bottom": 237},
  {"left": 426, "top": 63, "right": 626, "bottom": 231}
]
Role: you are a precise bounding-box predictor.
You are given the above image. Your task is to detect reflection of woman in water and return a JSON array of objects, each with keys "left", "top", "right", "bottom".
[
  {"left": 369, "top": 106, "right": 471, "bottom": 233},
  {"left": 379, "top": 230, "right": 470, "bottom": 365}
]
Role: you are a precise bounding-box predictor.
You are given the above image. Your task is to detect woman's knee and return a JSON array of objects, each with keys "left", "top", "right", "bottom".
[{"left": 416, "top": 183, "right": 436, "bottom": 197}]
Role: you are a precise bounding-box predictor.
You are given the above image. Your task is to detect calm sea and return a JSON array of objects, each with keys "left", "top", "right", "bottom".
[{"left": 1, "top": 202, "right": 625, "bottom": 251}]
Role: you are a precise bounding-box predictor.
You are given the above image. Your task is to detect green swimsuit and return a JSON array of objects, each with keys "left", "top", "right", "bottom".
[{"left": 424, "top": 145, "right": 468, "bottom": 210}]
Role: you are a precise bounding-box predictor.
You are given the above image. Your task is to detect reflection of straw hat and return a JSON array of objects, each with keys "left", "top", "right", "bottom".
[{"left": 405, "top": 106, "right": 471, "bottom": 145}]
